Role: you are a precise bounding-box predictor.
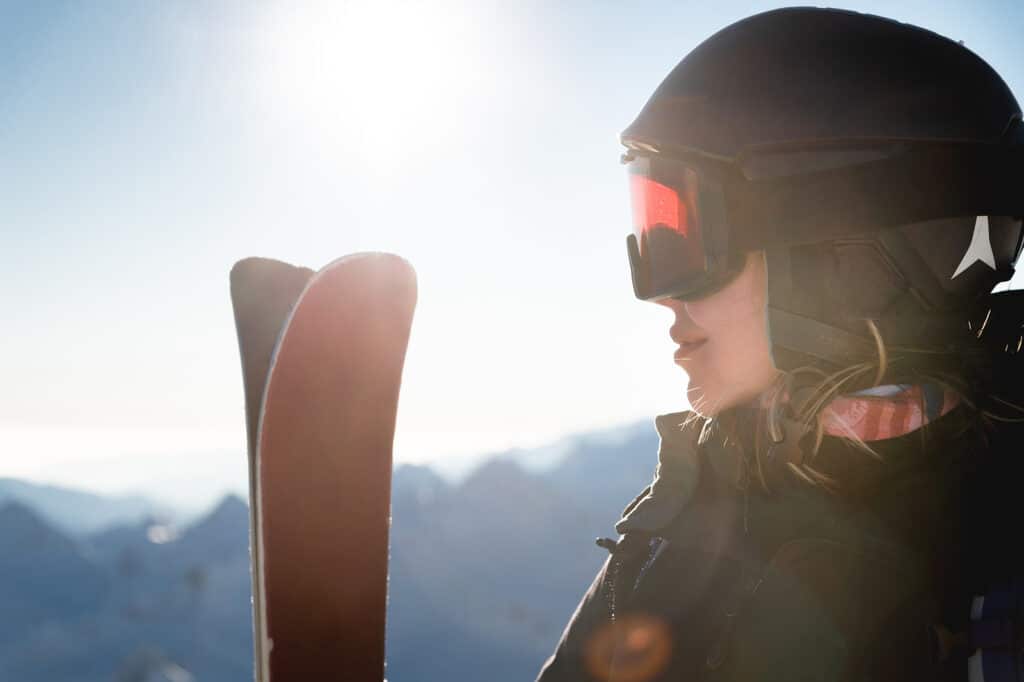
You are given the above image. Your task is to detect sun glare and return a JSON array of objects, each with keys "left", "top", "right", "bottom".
[{"left": 255, "top": 1, "right": 483, "bottom": 172}]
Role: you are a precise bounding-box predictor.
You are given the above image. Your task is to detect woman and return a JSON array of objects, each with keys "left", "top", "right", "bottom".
[{"left": 538, "top": 8, "right": 1024, "bottom": 682}]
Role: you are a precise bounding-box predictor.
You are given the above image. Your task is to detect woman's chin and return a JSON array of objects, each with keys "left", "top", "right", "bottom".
[
  {"left": 687, "top": 382, "right": 762, "bottom": 417},
  {"left": 686, "top": 385, "right": 722, "bottom": 418},
  {"left": 688, "top": 380, "right": 778, "bottom": 417}
]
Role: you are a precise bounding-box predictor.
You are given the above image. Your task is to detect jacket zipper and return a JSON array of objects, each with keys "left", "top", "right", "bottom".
[
  {"left": 603, "top": 536, "right": 666, "bottom": 623},
  {"left": 634, "top": 537, "right": 666, "bottom": 591}
]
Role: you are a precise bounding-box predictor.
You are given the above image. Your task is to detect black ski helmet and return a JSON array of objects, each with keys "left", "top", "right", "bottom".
[{"left": 621, "top": 7, "right": 1024, "bottom": 378}]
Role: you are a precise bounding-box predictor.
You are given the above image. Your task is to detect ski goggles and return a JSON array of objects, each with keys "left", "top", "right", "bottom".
[
  {"left": 625, "top": 153, "right": 742, "bottom": 301},
  {"left": 624, "top": 140, "right": 1024, "bottom": 303}
]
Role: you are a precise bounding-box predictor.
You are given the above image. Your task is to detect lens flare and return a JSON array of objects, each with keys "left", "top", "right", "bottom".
[{"left": 584, "top": 613, "right": 672, "bottom": 681}]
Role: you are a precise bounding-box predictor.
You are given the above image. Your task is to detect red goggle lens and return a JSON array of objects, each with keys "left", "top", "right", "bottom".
[
  {"left": 630, "top": 174, "right": 689, "bottom": 240},
  {"left": 626, "top": 159, "right": 710, "bottom": 299}
]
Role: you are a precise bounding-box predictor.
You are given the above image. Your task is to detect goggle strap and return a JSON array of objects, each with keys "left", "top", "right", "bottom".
[{"left": 733, "top": 143, "right": 1024, "bottom": 251}]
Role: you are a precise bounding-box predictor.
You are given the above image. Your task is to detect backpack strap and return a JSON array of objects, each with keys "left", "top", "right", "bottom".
[{"left": 967, "top": 579, "right": 1024, "bottom": 682}]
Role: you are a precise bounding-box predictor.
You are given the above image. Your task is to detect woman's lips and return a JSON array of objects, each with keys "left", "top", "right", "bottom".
[{"left": 673, "top": 339, "right": 707, "bottom": 360}]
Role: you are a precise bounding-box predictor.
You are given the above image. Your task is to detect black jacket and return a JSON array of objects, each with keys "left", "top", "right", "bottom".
[{"left": 537, "top": 406, "right": 1022, "bottom": 682}]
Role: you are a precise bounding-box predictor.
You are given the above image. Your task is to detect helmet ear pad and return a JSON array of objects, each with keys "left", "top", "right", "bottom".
[
  {"left": 790, "top": 241, "right": 909, "bottom": 321},
  {"left": 762, "top": 241, "right": 907, "bottom": 376},
  {"left": 761, "top": 216, "right": 1024, "bottom": 376}
]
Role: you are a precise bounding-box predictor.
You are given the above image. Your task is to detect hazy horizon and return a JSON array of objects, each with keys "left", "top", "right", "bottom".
[{"left": 2, "top": 415, "right": 653, "bottom": 515}]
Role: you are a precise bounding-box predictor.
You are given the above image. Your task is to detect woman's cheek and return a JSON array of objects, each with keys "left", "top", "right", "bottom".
[{"left": 684, "top": 273, "right": 762, "bottom": 331}]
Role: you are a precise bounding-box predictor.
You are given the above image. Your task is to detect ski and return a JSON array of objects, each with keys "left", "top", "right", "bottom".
[
  {"left": 231, "top": 253, "right": 417, "bottom": 681},
  {"left": 231, "top": 257, "right": 315, "bottom": 681}
]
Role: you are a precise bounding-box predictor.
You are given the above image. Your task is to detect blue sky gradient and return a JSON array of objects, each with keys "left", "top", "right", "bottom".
[{"left": 3, "top": 1, "right": 1023, "bottom": 509}]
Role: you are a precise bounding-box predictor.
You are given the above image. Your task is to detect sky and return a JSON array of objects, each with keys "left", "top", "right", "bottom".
[{"left": 3, "top": 0, "right": 1024, "bottom": 511}]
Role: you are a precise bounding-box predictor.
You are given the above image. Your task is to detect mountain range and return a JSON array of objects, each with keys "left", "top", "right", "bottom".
[
  {"left": 0, "top": 478, "right": 169, "bottom": 535},
  {"left": 0, "top": 418, "right": 660, "bottom": 681}
]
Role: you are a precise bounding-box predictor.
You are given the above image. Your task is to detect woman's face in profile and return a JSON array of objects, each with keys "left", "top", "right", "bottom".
[{"left": 656, "top": 251, "right": 780, "bottom": 416}]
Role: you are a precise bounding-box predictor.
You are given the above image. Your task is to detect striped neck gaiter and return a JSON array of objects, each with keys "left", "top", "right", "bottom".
[{"left": 820, "top": 384, "right": 960, "bottom": 441}]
